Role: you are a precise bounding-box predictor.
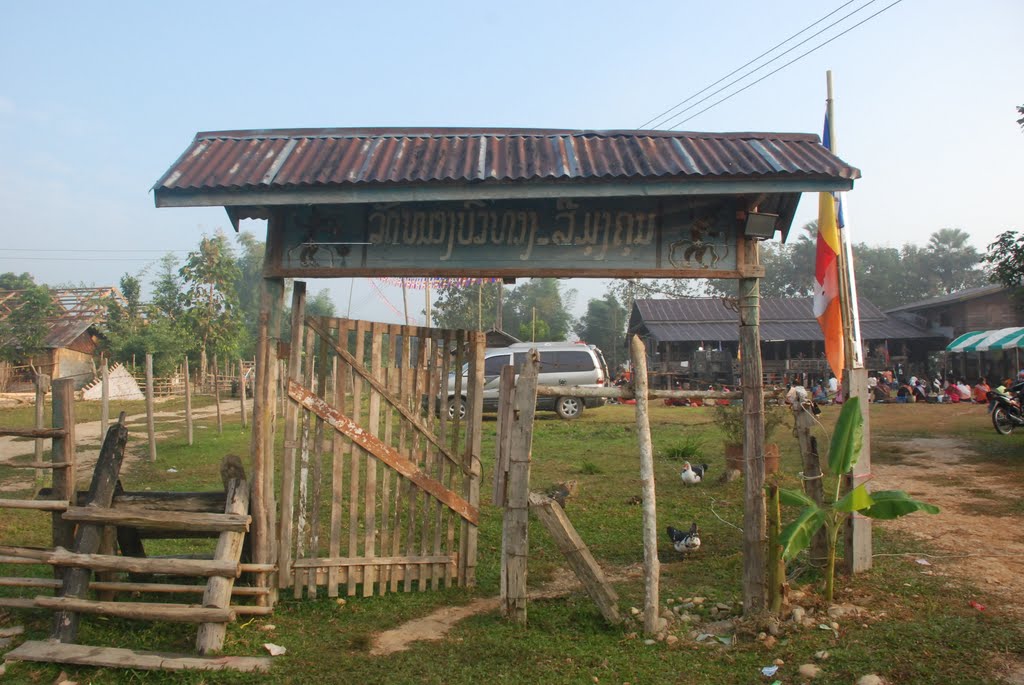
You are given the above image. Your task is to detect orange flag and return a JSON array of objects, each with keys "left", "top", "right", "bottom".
[{"left": 814, "top": 191, "right": 844, "bottom": 382}]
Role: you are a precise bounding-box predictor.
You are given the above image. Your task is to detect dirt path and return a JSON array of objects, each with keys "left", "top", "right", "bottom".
[
  {"left": 0, "top": 400, "right": 243, "bottom": 491},
  {"left": 872, "top": 436, "right": 1024, "bottom": 619}
]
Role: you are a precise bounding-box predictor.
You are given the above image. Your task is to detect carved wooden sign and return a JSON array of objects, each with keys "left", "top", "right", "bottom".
[{"left": 266, "top": 196, "right": 753, "bottom": 278}]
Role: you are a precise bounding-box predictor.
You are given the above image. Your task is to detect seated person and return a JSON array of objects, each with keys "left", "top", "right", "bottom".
[
  {"left": 912, "top": 380, "right": 929, "bottom": 403},
  {"left": 811, "top": 382, "right": 828, "bottom": 404},
  {"left": 895, "top": 380, "right": 913, "bottom": 403},
  {"left": 955, "top": 378, "right": 972, "bottom": 401},
  {"left": 872, "top": 379, "right": 892, "bottom": 403},
  {"left": 972, "top": 377, "right": 990, "bottom": 404},
  {"left": 945, "top": 382, "right": 961, "bottom": 403}
]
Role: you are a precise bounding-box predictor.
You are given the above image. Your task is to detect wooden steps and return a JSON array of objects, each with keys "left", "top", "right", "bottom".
[
  {"left": 62, "top": 507, "right": 251, "bottom": 533},
  {"left": 35, "top": 596, "right": 236, "bottom": 623},
  {"left": 5, "top": 640, "right": 271, "bottom": 673}
]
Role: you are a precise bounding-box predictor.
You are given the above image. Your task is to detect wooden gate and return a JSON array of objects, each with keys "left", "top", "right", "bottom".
[{"left": 278, "top": 313, "right": 484, "bottom": 598}]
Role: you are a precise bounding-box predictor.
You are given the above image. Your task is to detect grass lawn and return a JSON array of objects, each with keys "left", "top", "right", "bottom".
[{"left": 1, "top": 399, "right": 1022, "bottom": 684}]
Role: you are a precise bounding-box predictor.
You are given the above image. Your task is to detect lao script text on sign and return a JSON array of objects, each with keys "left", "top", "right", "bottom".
[{"left": 266, "top": 196, "right": 752, "bottom": 278}]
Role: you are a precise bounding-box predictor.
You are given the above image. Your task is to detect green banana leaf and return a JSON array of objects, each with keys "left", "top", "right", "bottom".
[
  {"left": 860, "top": 490, "right": 940, "bottom": 520},
  {"left": 827, "top": 397, "right": 864, "bottom": 476},
  {"left": 777, "top": 487, "right": 818, "bottom": 508},
  {"left": 834, "top": 483, "right": 873, "bottom": 513},
  {"left": 779, "top": 507, "right": 827, "bottom": 561}
]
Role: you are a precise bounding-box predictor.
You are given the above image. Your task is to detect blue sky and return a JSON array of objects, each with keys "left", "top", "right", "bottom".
[{"left": 1, "top": 0, "right": 1021, "bottom": 325}]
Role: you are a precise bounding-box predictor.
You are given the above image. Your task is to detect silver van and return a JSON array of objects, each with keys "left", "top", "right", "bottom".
[{"left": 443, "top": 342, "right": 610, "bottom": 420}]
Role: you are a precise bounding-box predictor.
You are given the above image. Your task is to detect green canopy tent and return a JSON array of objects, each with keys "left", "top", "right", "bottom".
[{"left": 946, "top": 327, "right": 1024, "bottom": 380}]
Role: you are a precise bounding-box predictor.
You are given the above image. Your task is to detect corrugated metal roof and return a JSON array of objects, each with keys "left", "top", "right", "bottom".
[
  {"left": 154, "top": 128, "right": 860, "bottom": 194},
  {"left": 43, "top": 320, "right": 95, "bottom": 349},
  {"left": 632, "top": 297, "right": 937, "bottom": 342},
  {"left": 884, "top": 284, "right": 1006, "bottom": 314}
]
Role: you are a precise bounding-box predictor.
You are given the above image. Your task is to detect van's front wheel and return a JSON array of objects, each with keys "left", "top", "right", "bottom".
[
  {"left": 446, "top": 397, "right": 467, "bottom": 421},
  {"left": 555, "top": 396, "right": 583, "bottom": 420}
]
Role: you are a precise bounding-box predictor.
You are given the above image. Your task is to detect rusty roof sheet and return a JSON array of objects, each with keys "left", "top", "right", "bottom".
[
  {"left": 43, "top": 320, "right": 97, "bottom": 349},
  {"left": 631, "top": 297, "right": 937, "bottom": 342},
  {"left": 154, "top": 128, "right": 860, "bottom": 194}
]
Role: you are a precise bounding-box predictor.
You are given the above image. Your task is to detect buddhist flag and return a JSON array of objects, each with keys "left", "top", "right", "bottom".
[{"left": 814, "top": 185, "right": 844, "bottom": 383}]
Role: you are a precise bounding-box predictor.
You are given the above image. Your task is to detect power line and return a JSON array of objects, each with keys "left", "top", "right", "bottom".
[
  {"left": 0, "top": 248, "right": 190, "bottom": 253},
  {"left": 0, "top": 256, "right": 168, "bottom": 262},
  {"left": 639, "top": 0, "right": 862, "bottom": 129},
  {"left": 653, "top": 0, "right": 884, "bottom": 130},
  {"left": 668, "top": 0, "right": 906, "bottom": 129}
]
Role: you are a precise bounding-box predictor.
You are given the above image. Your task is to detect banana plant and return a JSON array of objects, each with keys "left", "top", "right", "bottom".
[{"left": 778, "top": 397, "right": 939, "bottom": 601}]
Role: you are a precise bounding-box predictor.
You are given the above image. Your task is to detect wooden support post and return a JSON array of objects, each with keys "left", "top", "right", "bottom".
[
  {"left": 843, "top": 367, "right": 872, "bottom": 573},
  {"left": 462, "top": 330, "right": 485, "bottom": 587},
  {"left": 196, "top": 474, "right": 250, "bottom": 654},
  {"left": 145, "top": 353, "right": 156, "bottom": 462},
  {"left": 492, "top": 366, "right": 516, "bottom": 508},
  {"left": 502, "top": 351, "right": 539, "bottom": 623},
  {"left": 213, "top": 354, "right": 223, "bottom": 435},
  {"left": 794, "top": 411, "right": 827, "bottom": 565},
  {"left": 50, "top": 379, "right": 76, "bottom": 566},
  {"left": 53, "top": 419, "right": 129, "bottom": 643},
  {"left": 34, "top": 373, "right": 49, "bottom": 484},
  {"left": 184, "top": 358, "right": 193, "bottom": 446},
  {"left": 100, "top": 361, "right": 109, "bottom": 438},
  {"left": 738, "top": 238, "right": 767, "bottom": 616},
  {"left": 251, "top": 274, "right": 285, "bottom": 604},
  {"left": 239, "top": 358, "right": 248, "bottom": 428},
  {"left": 528, "top": 492, "right": 620, "bottom": 624},
  {"left": 277, "top": 282, "right": 306, "bottom": 591},
  {"left": 630, "top": 336, "right": 661, "bottom": 636},
  {"left": 766, "top": 484, "right": 784, "bottom": 615}
]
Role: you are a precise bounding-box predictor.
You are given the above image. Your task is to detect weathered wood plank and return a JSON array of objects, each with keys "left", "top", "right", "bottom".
[
  {"left": 0, "top": 499, "right": 69, "bottom": 511},
  {"left": 196, "top": 475, "right": 251, "bottom": 654},
  {"left": 54, "top": 419, "right": 129, "bottom": 643},
  {"left": 363, "top": 321, "right": 384, "bottom": 597},
  {"left": 503, "top": 351, "right": 539, "bottom": 622},
  {"left": 48, "top": 549, "right": 239, "bottom": 578},
  {"left": 5, "top": 641, "right": 271, "bottom": 673},
  {"left": 630, "top": 335, "right": 661, "bottom": 636},
  {"left": 0, "top": 427, "right": 68, "bottom": 439},
  {"left": 461, "top": 330, "right": 484, "bottom": 587},
  {"left": 39, "top": 596, "right": 235, "bottom": 623},
  {"left": 289, "top": 382, "right": 479, "bottom": 525},
  {"left": 278, "top": 281, "right": 306, "bottom": 590},
  {"left": 308, "top": 319, "right": 330, "bottom": 599},
  {"left": 528, "top": 492, "right": 620, "bottom": 625},
  {"left": 492, "top": 366, "right": 516, "bottom": 508},
  {"left": 295, "top": 324, "right": 315, "bottom": 598},
  {"left": 328, "top": 318, "right": 348, "bottom": 597},
  {"left": 63, "top": 508, "right": 250, "bottom": 533},
  {"left": 738, "top": 239, "right": 768, "bottom": 616},
  {"left": 291, "top": 554, "right": 456, "bottom": 568},
  {"left": 414, "top": 329, "right": 432, "bottom": 592},
  {"left": 145, "top": 353, "right": 157, "bottom": 461},
  {"left": 348, "top": 319, "right": 368, "bottom": 597},
  {"left": 50, "top": 379, "right": 76, "bottom": 567}
]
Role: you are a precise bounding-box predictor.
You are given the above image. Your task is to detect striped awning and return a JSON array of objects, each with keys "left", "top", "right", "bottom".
[{"left": 946, "top": 327, "right": 1024, "bottom": 352}]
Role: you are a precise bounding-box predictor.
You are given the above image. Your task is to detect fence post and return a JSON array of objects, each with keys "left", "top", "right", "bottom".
[
  {"left": 239, "top": 358, "right": 248, "bottom": 428},
  {"left": 630, "top": 335, "right": 661, "bottom": 636},
  {"left": 145, "top": 353, "right": 157, "bottom": 462},
  {"left": 100, "top": 359, "right": 109, "bottom": 438},
  {"left": 50, "top": 379, "right": 76, "bottom": 571},
  {"left": 213, "top": 354, "right": 223, "bottom": 435},
  {"left": 184, "top": 357, "right": 193, "bottom": 446},
  {"left": 34, "top": 372, "right": 50, "bottom": 483}
]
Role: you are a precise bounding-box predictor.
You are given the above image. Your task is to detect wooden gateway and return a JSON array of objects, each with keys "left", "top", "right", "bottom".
[{"left": 154, "top": 127, "right": 861, "bottom": 613}]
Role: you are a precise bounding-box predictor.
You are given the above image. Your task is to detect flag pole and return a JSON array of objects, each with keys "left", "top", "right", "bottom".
[
  {"left": 826, "top": 71, "right": 862, "bottom": 370},
  {"left": 827, "top": 70, "right": 872, "bottom": 575}
]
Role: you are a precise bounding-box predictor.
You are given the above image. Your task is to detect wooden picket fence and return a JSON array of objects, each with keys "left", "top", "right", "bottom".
[{"left": 278, "top": 315, "right": 484, "bottom": 598}]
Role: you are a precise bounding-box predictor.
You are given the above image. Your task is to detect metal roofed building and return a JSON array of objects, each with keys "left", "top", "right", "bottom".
[{"left": 628, "top": 296, "right": 941, "bottom": 386}]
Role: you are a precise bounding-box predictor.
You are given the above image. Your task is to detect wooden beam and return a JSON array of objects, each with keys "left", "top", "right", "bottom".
[
  {"left": 738, "top": 237, "right": 767, "bottom": 616},
  {"left": 277, "top": 281, "right": 306, "bottom": 590},
  {"left": 39, "top": 596, "right": 235, "bottom": 624},
  {"left": 53, "top": 420, "right": 129, "bottom": 643},
  {"left": 288, "top": 381, "right": 479, "bottom": 525},
  {"left": 4, "top": 640, "right": 270, "bottom": 673},
  {"left": 62, "top": 508, "right": 250, "bottom": 533},
  {"left": 0, "top": 499, "right": 69, "bottom": 511},
  {"left": 502, "top": 352, "right": 539, "bottom": 623},
  {"left": 50, "top": 379, "right": 76, "bottom": 561},
  {"left": 47, "top": 549, "right": 239, "bottom": 578},
  {"left": 197, "top": 476, "right": 251, "bottom": 654},
  {"left": 528, "top": 492, "right": 620, "bottom": 625},
  {"left": 0, "top": 428, "right": 67, "bottom": 439},
  {"left": 630, "top": 336, "right": 661, "bottom": 636},
  {"left": 291, "top": 555, "right": 456, "bottom": 569}
]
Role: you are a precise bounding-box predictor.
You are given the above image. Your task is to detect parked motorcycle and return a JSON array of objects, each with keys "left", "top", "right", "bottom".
[{"left": 987, "top": 389, "right": 1024, "bottom": 435}]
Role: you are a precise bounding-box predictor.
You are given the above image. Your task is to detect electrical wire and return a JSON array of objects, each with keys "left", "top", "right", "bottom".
[
  {"left": 0, "top": 248, "right": 190, "bottom": 253},
  {"left": 656, "top": 0, "right": 888, "bottom": 130},
  {"left": 639, "top": 0, "right": 862, "bottom": 129},
  {"left": 668, "top": 0, "right": 905, "bottom": 129}
]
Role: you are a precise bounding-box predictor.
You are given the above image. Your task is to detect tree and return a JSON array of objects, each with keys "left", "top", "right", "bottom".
[
  {"left": 235, "top": 232, "right": 266, "bottom": 356},
  {"left": 431, "top": 280, "right": 504, "bottom": 331},
  {"left": 151, "top": 254, "right": 185, "bottom": 322},
  {"left": 925, "top": 228, "right": 985, "bottom": 294},
  {"left": 0, "top": 274, "right": 57, "bottom": 367},
  {"left": 575, "top": 293, "right": 628, "bottom": 370},
  {"left": 306, "top": 289, "right": 337, "bottom": 318},
  {"left": 179, "top": 232, "right": 242, "bottom": 362},
  {"left": 502, "top": 279, "right": 574, "bottom": 341},
  {"left": 1017, "top": 104, "right": 1024, "bottom": 130},
  {"left": 984, "top": 229, "right": 1024, "bottom": 306},
  {"left": 102, "top": 273, "right": 189, "bottom": 376}
]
